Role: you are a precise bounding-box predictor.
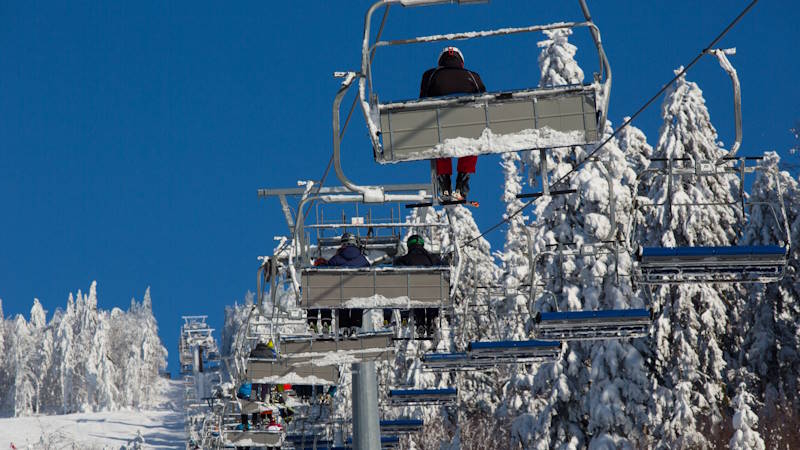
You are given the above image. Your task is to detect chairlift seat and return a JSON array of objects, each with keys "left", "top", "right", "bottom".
[
  {"left": 421, "top": 352, "right": 469, "bottom": 371},
  {"left": 534, "top": 309, "right": 651, "bottom": 341},
  {"left": 246, "top": 357, "right": 338, "bottom": 385},
  {"left": 380, "top": 419, "right": 424, "bottom": 434},
  {"left": 301, "top": 267, "right": 450, "bottom": 309},
  {"left": 224, "top": 430, "right": 283, "bottom": 447},
  {"left": 638, "top": 245, "right": 788, "bottom": 283},
  {"left": 387, "top": 388, "right": 457, "bottom": 406},
  {"left": 375, "top": 86, "right": 599, "bottom": 163},
  {"left": 467, "top": 340, "right": 561, "bottom": 362},
  {"left": 279, "top": 332, "right": 394, "bottom": 361}
]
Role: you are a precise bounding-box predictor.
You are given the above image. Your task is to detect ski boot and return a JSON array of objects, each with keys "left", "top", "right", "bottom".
[
  {"left": 437, "top": 174, "right": 452, "bottom": 201},
  {"left": 453, "top": 172, "right": 471, "bottom": 201}
]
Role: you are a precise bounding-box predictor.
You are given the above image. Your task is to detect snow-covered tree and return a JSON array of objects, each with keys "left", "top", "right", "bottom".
[
  {"left": 738, "top": 152, "right": 800, "bottom": 446},
  {"left": 1, "top": 282, "right": 167, "bottom": 416},
  {"left": 641, "top": 68, "right": 742, "bottom": 448},
  {"left": 13, "top": 315, "right": 35, "bottom": 416},
  {"left": 729, "top": 383, "right": 765, "bottom": 450}
]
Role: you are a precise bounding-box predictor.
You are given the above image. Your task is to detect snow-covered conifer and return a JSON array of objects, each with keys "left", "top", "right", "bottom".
[
  {"left": 643, "top": 68, "right": 741, "bottom": 447},
  {"left": 729, "top": 383, "right": 765, "bottom": 450},
  {"left": 738, "top": 152, "right": 800, "bottom": 445}
]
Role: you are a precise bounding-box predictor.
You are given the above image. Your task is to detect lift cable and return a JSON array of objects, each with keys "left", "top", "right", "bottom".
[{"left": 461, "top": 0, "right": 759, "bottom": 249}]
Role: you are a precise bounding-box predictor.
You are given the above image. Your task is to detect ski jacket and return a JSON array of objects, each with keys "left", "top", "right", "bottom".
[
  {"left": 325, "top": 244, "right": 370, "bottom": 268},
  {"left": 420, "top": 54, "right": 486, "bottom": 98},
  {"left": 394, "top": 245, "right": 444, "bottom": 266}
]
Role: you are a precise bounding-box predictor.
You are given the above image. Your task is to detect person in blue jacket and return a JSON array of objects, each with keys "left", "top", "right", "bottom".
[{"left": 321, "top": 233, "right": 370, "bottom": 268}]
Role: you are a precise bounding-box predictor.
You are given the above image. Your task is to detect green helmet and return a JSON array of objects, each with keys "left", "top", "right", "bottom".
[{"left": 407, "top": 234, "right": 425, "bottom": 247}]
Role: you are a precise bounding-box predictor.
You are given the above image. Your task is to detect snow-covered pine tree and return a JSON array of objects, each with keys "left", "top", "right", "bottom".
[
  {"left": 728, "top": 383, "right": 765, "bottom": 450},
  {"left": 138, "top": 288, "right": 168, "bottom": 404},
  {"left": 27, "top": 299, "right": 55, "bottom": 414},
  {"left": 617, "top": 118, "right": 653, "bottom": 177},
  {"left": 88, "top": 309, "right": 118, "bottom": 410},
  {"left": 56, "top": 292, "right": 78, "bottom": 413},
  {"left": 738, "top": 152, "right": 800, "bottom": 446},
  {"left": 642, "top": 68, "right": 742, "bottom": 448},
  {"left": 503, "top": 27, "right": 651, "bottom": 448},
  {"left": 13, "top": 314, "right": 35, "bottom": 416}
]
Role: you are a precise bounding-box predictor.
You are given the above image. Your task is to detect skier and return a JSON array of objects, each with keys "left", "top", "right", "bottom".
[
  {"left": 249, "top": 339, "right": 277, "bottom": 360},
  {"left": 317, "top": 233, "right": 370, "bottom": 268},
  {"left": 420, "top": 46, "right": 487, "bottom": 201},
  {"left": 394, "top": 234, "right": 444, "bottom": 266},
  {"left": 394, "top": 234, "right": 444, "bottom": 337}
]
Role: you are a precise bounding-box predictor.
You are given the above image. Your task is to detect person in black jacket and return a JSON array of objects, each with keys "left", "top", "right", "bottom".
[
  {"left": 394, "top": 234, "right": 444, "bottom": 338},
  {"left": 394, "top": 234, "right": 443, "bottom": 266},
  {"left": 420, "top": 46, "right": 487, "bottom": 200}
]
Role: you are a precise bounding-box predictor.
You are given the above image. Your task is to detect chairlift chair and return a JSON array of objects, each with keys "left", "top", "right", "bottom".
[
  {"left": 358, "top": 0, "right": 611, "bottom": 164},
  {"left": 421, "top": 352, "right": 470, "bottom": 371},
  {"left": 534, "top": 309, "right": 651, "bottom": 341},
  {"left": 630, "top": 50, "right": 790, "bottom": 285},
  {"left": 521, "top": 174, "right": 654, "bottom": 340},
  {"left": 387, "top": 387, "right": 458, "bottom": 406},
  {"left": 380, "top": 418, "right": 424, "bottom": 434},
  {"left": 467, "top": 339, "right": 562, "bottom": 363}
]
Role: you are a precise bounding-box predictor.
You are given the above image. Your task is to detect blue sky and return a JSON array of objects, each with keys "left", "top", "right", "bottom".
[{"left": 2, "top": 1, "right": 798, "bottom": 375}]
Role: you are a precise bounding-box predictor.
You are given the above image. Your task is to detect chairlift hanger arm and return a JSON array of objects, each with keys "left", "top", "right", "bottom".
[{"left": 708, "top": 48, "right": 742, "bottom": 165}]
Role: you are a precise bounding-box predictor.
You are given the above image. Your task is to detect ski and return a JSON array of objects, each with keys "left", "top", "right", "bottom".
[{"left": 405, "top": 200, "right": 479, "bottom": 209}]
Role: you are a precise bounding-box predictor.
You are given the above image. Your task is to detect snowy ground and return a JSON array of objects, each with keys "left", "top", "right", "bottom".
[{"left": 0, "top": 379, "right": 186, "bottom": 449}]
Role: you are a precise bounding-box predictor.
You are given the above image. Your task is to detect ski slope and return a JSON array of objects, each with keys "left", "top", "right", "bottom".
[{"left": 0, "top": 379, "right": 186, "bottom": 449}]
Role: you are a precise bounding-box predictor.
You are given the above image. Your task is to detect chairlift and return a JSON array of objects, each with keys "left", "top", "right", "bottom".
[
  {"left": 630, "top": 50, "right": 791, "bottom": 285},
  {"left": 521, "top": 168, "right": 653, "bottom": 340},
  {"left": 356, "top": 0, "right": 611, "bottom": 164},
  {"left": 387, "top": 387, "right": 458, "bottom": 406},
  {"left": 421, "top": 352, "right": 470, "bottom": 371},
  {"left": 467, "top": 339, "right": 561, "bottom": 362},
  {"left": 534, "top": 309, "right": 651, "bottom": 340}
]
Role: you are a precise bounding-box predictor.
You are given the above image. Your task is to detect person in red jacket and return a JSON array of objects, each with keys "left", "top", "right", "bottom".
[{"left": 420, "top": 46, "right": 486, "bottom": 200}]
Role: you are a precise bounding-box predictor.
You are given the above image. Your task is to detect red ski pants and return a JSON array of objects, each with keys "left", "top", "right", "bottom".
[{"left": 435, "top": 156, "right": 477, "bottom": 175}]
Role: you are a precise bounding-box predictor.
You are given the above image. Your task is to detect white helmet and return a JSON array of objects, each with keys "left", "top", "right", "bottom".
[{"left": 438, "top": 46, "right": 464, "bottom": 65}]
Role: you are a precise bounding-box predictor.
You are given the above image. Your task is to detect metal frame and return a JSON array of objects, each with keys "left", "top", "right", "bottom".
[{"left": 358, "top": 0, "right": 612, "bottom": 162}]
